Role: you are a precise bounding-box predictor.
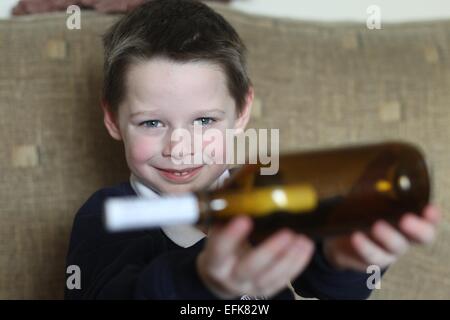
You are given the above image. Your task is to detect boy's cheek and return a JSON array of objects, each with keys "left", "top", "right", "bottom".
[{"left": 126, "top": 136, "right": 160, "bottom": 164}]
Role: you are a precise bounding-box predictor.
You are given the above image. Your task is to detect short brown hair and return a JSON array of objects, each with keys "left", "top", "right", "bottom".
[{"left": 102, "top": 0, "right": 251, "bottom": 115}]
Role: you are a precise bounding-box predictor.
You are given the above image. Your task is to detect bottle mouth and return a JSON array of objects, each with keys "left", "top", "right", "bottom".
[
  {"left": 423, "top": 153, "right": 434, "bottom": 203},
  {"left": 391, "top": 144, "right": 432, "bottom": 212},
  {"left": 413, "top": 143, "right": 434, "bottom": 204}
]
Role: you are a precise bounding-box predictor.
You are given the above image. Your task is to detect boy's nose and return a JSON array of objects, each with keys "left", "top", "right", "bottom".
[{"left": 161, "top": 128, "right": 196, "bottom": 161}]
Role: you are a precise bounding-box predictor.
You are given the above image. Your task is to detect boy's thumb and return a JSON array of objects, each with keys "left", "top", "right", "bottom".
[{"left": 207, "top": 216, "right": 253, "bottom": 263}]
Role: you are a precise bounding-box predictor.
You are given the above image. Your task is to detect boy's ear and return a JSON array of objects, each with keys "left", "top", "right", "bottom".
[
  {"left": 234, "top": 86, "right": 254, "bottom": 133},
  {"left": 101, "top": 99, "right": 123, "bottom": 141}
]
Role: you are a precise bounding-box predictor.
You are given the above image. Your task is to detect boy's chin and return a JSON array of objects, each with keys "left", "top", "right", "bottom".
[
  {"left": 148, "top": 173, "right": 205, "bottom": 194},
  {"left": 157, "top": 179, "right": 209, "bottom": 195}
]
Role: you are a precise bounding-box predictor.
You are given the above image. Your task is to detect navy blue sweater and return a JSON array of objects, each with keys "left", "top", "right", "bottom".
[{"left": 64, "top": 182, "right": 374, "bottom": 300}]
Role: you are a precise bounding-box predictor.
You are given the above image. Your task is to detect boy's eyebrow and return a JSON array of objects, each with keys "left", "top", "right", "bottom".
[
  {"left": 192, "top": 109, "right": 226, "bottom": 115},
  {"left": 130, "top": 110, "right": 160, "bottom": 117},
  {"left": 130, "top": 109, "right": 226, "bottom": 117}
]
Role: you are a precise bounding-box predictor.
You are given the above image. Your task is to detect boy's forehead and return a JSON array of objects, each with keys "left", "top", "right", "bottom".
[{"left": 125, "top": 58, "right": 231, "bottom": 106}]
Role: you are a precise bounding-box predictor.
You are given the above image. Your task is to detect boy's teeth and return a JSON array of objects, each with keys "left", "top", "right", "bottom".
[
  {"left": 173, "top": 171, "right": 189, "bottom": 176},
  {"left": 160, "top": 167, "right": 201, "bottom": 177}
]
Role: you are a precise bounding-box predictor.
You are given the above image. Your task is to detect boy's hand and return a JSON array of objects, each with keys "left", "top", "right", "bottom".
[
  {"left": 12, "top": 0, "right": 146, "bottom": 15},
  {"left": 322, "top": 205, "right": 441, "bottom": 272},
  {"left": 12, "top": 0, "right": 75, "bottom": 15},
  {"left": 197, "top": 216, "right": 314, "bottom": 299},
  {"left": 79, "top": 0, "right": 146, "bottom": 13},
  {"left": 12, "top": 0, "right": 228, "bottom": 15}
]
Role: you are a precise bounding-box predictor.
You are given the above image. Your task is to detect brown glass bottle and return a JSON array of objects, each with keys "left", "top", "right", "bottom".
[{"left": 105, "top": 141, "right": 431, "bottom": 243}]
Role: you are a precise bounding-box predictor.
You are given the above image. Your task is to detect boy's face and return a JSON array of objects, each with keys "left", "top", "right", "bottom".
[{"left": 104, "top": 58, "right": 252, "bottom": 194}]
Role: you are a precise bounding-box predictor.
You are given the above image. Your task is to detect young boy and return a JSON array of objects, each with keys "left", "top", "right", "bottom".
[{"left": 65, "top": 0, "right": 440, "bottom": 299}]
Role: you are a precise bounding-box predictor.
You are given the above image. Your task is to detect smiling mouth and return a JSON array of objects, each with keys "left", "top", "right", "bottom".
[{"left": 155, "top": 166, "right": 204, "bottom": 182}]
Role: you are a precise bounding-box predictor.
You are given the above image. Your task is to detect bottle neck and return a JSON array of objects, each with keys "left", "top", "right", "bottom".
[
  {"left": 194, "top": 191, "right": 214, "bottom": 228},
  {"left": 195, "top": 184, "right": 319, "bottom": 224}
]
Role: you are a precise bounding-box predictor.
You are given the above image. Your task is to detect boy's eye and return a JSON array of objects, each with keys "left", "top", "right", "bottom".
[
  {"left": 193, "top": 117, "right": 216, "bottom": 126},
  {"left": 140, "top": 120, "right": 163, "bottom": 128}
]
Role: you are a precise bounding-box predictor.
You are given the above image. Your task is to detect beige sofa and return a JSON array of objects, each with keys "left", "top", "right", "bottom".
[{"left": 0, "top": 3, "right": 449, "bottom": 299}]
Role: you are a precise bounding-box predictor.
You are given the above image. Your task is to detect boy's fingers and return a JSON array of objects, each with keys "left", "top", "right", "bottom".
[
  {"left": 423, "top": 205, "right": 441, "bottom": 225},
  {"left": 95, "top": 2, "right": 121, "bottom": 13},
  {"left": 371, "top": 220, "right": 409, "bottom": 256},
  {"left": 252, "top": 236, "right": 314, "bottom": 296},
  {"left": 12, "top": 3, "right": 27, "bottom": 15},
  {"left": 325, "top": 234, "right": 372, "bottom": 272},
  {"left": 127, "top": 0, "right": 147, "bottom": 11},
  {"left": 335, "top": 254, "right": 370, "bottom": 272},
  {"left": 351, "top": 231, "right": 397, "bottom": 268},
  {"left": 80, "top": 0, "right": 98, "bottom": 6},
  {"left": 196, "top": 251, "right": 239, "bottom": 299},
  {"left": 94, "top": 0, "right": 130, "bottom": 13},
  {"left": 399, "top": 214, "right": 436, "bottom": 244},
  {"left": 231, "top": 229, "right": 295, "bottom": 281},
  {"left": 206, "top": 216, "right": 253, "bottom": 264},
  {"left": 56, "top": 0, "right": 83, "bottom": 9},
  {"left": 80, "top": 0, "right": 104, "bottom": 8},
  {"left": 22, "top": 0, "right": 52, "bottom": 13}
]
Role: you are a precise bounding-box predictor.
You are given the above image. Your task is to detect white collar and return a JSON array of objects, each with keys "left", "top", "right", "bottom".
[{"left": 129, "top": 169, "right": 231, "bottom": 248}]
